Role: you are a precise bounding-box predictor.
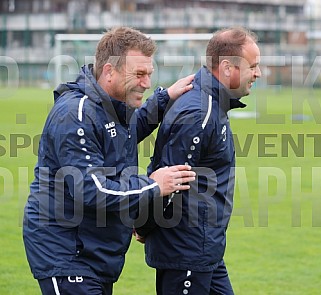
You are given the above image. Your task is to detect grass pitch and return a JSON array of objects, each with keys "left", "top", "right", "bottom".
[{"left": 0, "top": 86, "right": 320, "bottom": 294}]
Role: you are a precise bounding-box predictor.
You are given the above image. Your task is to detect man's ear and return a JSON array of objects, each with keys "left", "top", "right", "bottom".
[
  {"left": 102, "top": 63, "right": 113, "bottom": 81},
  {"left": 221, "top": 59, "right": 232, "bottom": 77}
]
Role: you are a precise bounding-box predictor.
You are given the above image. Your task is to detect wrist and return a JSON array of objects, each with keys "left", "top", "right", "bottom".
[{"left": 155, "top": 86, "right": 170, "bottom": 100}]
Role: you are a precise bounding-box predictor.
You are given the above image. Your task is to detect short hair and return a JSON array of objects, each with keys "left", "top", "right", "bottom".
[
  {"left": 94, "top": 26, "right": 157, "bottom": 78},
  {"left": 206, "top": 26, "right": 258, "bottom": 70}
]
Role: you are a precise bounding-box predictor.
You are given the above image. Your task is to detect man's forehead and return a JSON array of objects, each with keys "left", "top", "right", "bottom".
[
  {"left": 125, "top": 50, "right": 152, "bottom": 60},
  {"left": 242, "top": 42, "right": 260, "bottom": 65},
  {"left": 124, "top": 56, "right": 154, "bottom": 72},
  {"left": 125, "top": 55, "right": 152, "bottom": 63}
]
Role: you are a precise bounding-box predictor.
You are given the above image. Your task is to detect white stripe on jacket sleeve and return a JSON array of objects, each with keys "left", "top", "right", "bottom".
[
  {"left": 202, "top": 94, "right": 212, "bottom": 129},
  {"left": 91, "top": 174, "right": 159, "bottom": 196},
  {"left": 78, "top": 95, "right": 88, "bottom": 122}
]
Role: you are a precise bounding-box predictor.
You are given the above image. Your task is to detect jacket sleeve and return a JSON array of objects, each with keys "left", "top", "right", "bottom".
[
  {"left": 135, "top": 87, "right": 170, "bottom": 143},
  {"left": 47, "top": 99, "right": 160, "bottom": 213}
]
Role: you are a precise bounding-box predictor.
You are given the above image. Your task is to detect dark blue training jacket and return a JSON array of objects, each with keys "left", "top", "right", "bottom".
[
  {"left": 140, "top": 66, "right": 246, "bottom": 272},
  {"left": 23, "top": 64, "right": 170, "bottom": 283}
]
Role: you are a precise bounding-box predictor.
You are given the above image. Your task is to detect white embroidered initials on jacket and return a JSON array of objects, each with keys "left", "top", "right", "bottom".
[{"left": 105, "top": 121, "right": 117, "bottom": 138}]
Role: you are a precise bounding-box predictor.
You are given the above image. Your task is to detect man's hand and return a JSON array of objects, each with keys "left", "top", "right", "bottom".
[
  {"left": 150, "top": 165, "right": 196, "bottom": 196},
  {"left": 167, "top": 74, "right": 195, "bottom": 100},
  {"left": 133, "top": 230, "right": 146, "bottom": 244}
]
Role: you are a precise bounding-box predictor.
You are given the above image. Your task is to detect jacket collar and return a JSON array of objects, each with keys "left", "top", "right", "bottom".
[{"left": 195, "top": 66, "right": 246, "bottom": 113}]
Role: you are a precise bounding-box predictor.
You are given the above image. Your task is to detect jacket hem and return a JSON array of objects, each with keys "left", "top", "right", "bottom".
[{"left": 145, "top": 258, "right": 218, "bottom": 272}]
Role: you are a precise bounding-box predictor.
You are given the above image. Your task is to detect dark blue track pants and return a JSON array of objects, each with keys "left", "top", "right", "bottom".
[
  {"left": 38, "top": 276, "right": 113, "bottom": 295},
  {"left": 156, "top": 260, "right": 234, "bottom": 295}
]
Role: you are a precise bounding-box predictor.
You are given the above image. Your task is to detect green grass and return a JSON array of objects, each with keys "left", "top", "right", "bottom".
[{"left": 0, "top": 86, "right": 321, "bottom": 294}]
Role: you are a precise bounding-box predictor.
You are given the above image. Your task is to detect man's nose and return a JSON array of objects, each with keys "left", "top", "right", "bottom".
[
  {"left": 140, "top": 75, "right": 151, "bottom": 89},
  {"left": 255, "top": 65, "right": 262, "bottom": 78}
]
